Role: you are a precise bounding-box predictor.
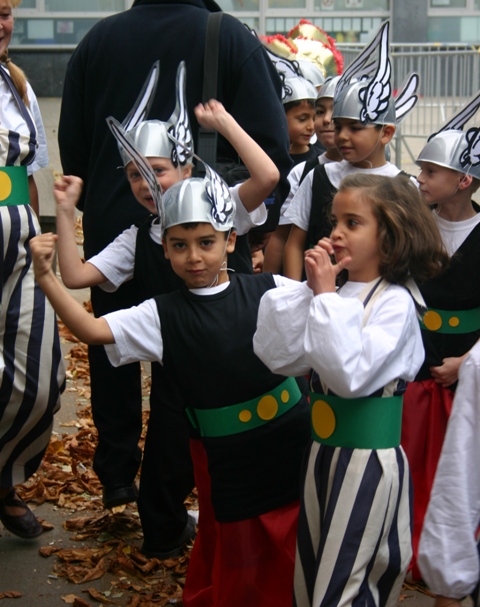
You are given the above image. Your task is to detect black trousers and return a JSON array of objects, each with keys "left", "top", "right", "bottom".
[{"left": 89, "top": 284, "right": 194, "bottom": 547}]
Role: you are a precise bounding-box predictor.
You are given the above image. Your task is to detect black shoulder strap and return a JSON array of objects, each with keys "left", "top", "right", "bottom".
[
  {"left": 300, "top": 155, "right": 320, "bottom": 184},
  {"left": 196, "top": 11, "right": 223, "bottom": 176}
]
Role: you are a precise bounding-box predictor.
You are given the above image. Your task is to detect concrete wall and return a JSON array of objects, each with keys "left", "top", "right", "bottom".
[
  {"left": 391, "top": 0, "right": 428, "bottom": 43},
  {"left": 9, "top": 49, "right": 73, "bottom": 97}
]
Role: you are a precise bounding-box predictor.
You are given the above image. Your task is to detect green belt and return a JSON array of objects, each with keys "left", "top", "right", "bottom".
[
  {"left": 0, "top": 166, "right": 29, "bottom": 206},
  {"left": 187, "top": 377, "right": 301, "bottom": 437},
  {"left": 420, "top": 306, "right": 480, "bottom": 334},
  {"left": 310, "top": 392, "right": 403, "bottom": 449}
]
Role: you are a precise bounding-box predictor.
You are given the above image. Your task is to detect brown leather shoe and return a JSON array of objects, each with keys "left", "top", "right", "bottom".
[{"left": 0, "top": 489, "right": 43, "bottom": 539}]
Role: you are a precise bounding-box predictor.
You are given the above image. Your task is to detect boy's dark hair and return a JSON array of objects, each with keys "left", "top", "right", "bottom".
[
  {"left": 337, "top": 174, "right": 449, "bottom": 285},
  {"left": 163, "top": 222, "right": 231, "bottom": 239},
  {"left": 284, "top": 99, "right": 315, "bottom": 113}
]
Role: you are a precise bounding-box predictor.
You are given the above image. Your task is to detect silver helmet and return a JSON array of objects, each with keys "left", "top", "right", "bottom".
[
  {"left": 163, "top": 177, "right": 235, "bottom": 233},
  {"left": 416, "top": 129, "right": 480, "bottom": 180},
  {"left": 332, "top": 22, "right": 419, "bottom": 126},
  {"left": 416, "top": 89, "right": 480, "bottom": 179},
  {"left": 283, "top": 76, "right": 318, "bottom": 105},
  {"left": 316, "top": 76, "right": 340, "bottom": 100},
  {"left": 298, "top": 59, "right": 326, "bottom": 88}
]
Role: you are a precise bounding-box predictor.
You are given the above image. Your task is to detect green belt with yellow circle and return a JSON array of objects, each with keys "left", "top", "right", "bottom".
[
  {"left": 186, "top": 377, "right": 301, "bottom": 437},
  {"left": 420, "top": 306, "right": 480, "bottom": 334},
  {"left": 310, "top": 392, "right": 403, "bottom": 449},
  {"left": 0, "top": 166, "right": 29, "bottom": 206}
]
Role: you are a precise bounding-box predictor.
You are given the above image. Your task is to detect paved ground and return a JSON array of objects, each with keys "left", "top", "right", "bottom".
[{"left": 0, "top": 98, "right": 463, "bottom": 607}]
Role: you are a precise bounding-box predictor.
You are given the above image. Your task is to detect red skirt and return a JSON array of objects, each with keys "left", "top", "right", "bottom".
[
  {"left": 184, "top": 439, "right": 299, "bottom": 607},
  {"left": 401, "top": 379, "right": 453, "bottom": 579}
]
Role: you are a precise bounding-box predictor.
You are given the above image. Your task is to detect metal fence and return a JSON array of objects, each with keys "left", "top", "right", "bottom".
[{"left": 336, "top": 43, "right": 480, "bottom": 170}]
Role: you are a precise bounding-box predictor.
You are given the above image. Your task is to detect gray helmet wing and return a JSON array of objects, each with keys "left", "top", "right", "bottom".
[
  {"left": 167, "top": 132, "right": 235, "bottom": 231},
  {"left": 430, "top": 89, "right": 480, "bottom": 140},
  {"left": 333, "top": 22, "right": 395, "bottom": 125},
  {"left": 357, "top": 22, "right": 391, "bottom": 123},
  {"left": 122, "top": 61, "right": 160, "bottom": 132},
  {"left": 262, "top": 46, "right": 303, "bottom": 101},
  {"left": 107, "top": 116, "right": 165, "bottom": 229},
  {"left": 169, "top": 61, "right": 194, "bottom": 167},
  {"left": 335, "top": 21, "right": 390, "bottom": 101},
  {"left": 394, "top": 73, "right": 420, "bottom": 123}
]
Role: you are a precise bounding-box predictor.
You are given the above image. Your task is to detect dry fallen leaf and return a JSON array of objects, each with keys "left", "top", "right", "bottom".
[
  {"left": 85, "top": 588, "right": 115, "bottom": 604},
  {"left": 17, "top": 291, "right": 196, "bottom": 606},
  {"left": 0, "top": 590, "right": 22, "bottom": 599}
]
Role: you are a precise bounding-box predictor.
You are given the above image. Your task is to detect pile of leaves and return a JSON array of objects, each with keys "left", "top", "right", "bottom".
[{"left": 12, "top": 319, "right": 196, "bottom": 607}]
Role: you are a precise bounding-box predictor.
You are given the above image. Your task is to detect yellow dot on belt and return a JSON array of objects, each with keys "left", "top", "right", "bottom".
[
  {"left": 449, "top": 316, "right": 460, "bottom": 327},
  {"left": 0, "top": 172, "right": 12, "bottom": 202},
  {"left": 281, "top": 390, "right": 290, "bottom": 404},
  {"left": 312, "top": 399, "right": 336, "bottom": 439},
  {"left": 423, "top": 310, "right": 442, "bottom": 331},
  {"left": 239, "top": 409, "right": 252, "bottom": 423},
  {"left": 257, "top": 395, "right": 278, "bottom": 420}
]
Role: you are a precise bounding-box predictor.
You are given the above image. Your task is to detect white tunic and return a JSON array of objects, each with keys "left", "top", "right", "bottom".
[
  {"left": 253, "top": 280, "right": 424, "bottom": 396},
  {"left": 418, "top": 339, "right": 480, "bottom": 598},
  {"left": 88, "top": 183, "right": 267, "bottom": 292},
  {"left": 278, "top": 153, "right": 331, "bottom": 226},
  {"left": 0, "top": 75, "right": 48, "bottom": 174}
]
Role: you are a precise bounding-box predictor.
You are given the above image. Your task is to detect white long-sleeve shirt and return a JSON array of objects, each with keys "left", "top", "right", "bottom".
[
  {"left": 418, "top": 339, "right": 480, "bottom": 598},
  {"left": 253, "top": 280, "right": 424, "bottom": 398}
]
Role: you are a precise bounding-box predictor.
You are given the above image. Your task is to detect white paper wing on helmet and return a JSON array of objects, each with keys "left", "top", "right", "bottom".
[
  {"left": 167, "top": 132, "right": 235, "bottom": 231},
  {"left": 357, "top": 22, "right": 391, "bottom": 123},
  {"left": 394, "top": 73, "right": 420, "bottom": 123},
  {"left": 122, "top": 61, "right": 160, "bottom": 132},
  {"left": 433, "top": 90, "right": 480, "bottom": 139},
  {"left": 203, "top": 162, "right": 235, "bottom": 229},
  {"left": 169, "top": 61, "right": 194, "bottom": 167},
  {"left": 335, "top": 22, "right": 389, "bottom": 100},
  {"left": 107, "top": 116, "right": 165, "bottom": 228}
]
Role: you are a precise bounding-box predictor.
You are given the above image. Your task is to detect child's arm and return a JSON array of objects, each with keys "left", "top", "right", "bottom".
[
  {"left": 54, "top": 175, "right": 108, "bottom": 289},
  {"left": 31, "top": 233, "right": 114, "bottom": 345},
  {"left": 194, "top": 100, "right": 279, "bottom": 212},
  {"left": 283, "top": 225, "right": 308, "bottom": 280}
]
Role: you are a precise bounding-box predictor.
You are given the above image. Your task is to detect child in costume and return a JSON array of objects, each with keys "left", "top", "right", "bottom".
[
  {"left": 401, "top": 90, "right": 480, "bottom": 579},
  {"left": 283, "top": 76, "right": 317, "bottom": 163},
  {"left": 264, "top": 76, "right": 342, "bottom": 274},
  {"left": 418, "top": 338, "right": 480, "bottom": 607},
  {"left": 253, "top": 173, "right": 449, "bottom": 607},
  {"left": 54, "top": 61, "right": 279, "bottom": 559},
  {"left": 283, "top": 21, "right": 419, "bottom": 280},
  {"left": 0, "top": 0, "right": 65, "bottom": 540},
  {"left": 35, "top": 129, "right": 310, "bottom": 606}
]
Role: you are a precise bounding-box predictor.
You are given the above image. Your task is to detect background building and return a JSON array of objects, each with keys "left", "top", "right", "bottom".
[{"left": 12, "top": 0, "right": 480, "bottom": 48}]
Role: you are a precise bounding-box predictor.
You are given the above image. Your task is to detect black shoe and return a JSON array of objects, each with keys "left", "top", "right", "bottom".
[
  {"left": 142, "top": 513, "right": 197, "bottom": 559},
  {"left": 103, "top": 483, "right": 138, "bottom": 509},
  {"left": 0, "top": 489, "right": 43, "bottom": 539}
]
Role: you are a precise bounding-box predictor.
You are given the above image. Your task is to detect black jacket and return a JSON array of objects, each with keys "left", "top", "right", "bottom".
[{"left": 59, "top": 0, "right": 292, "bottom": 259}]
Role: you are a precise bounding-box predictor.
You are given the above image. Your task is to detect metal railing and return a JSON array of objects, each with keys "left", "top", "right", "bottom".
[{"left": 336, "top": 43, "right": 480, "bottom": 169}]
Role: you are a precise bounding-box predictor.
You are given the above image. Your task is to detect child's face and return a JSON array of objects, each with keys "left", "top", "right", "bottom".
[
  {"left": 126, "top": 157, "right": 192, "bottom": 214},
  {"left": 163, "top": 223, "right": 236, "bottom": 289},
  {"left": 286, "top": 100, "right": 315, "bottom": 154},
  {"left": 315, "top": 98, "right": 335, "bottom": 149},
  {"left": 0, "top": 2, "right": 14, "bottom": 58},
  {"left": 330, "top": 188, "right": 380, "bottom": 283},
  {"left": 417, "top": 161, "right": 464, "bottom": 206},
  {"left": 334, "top": 118, "right": 393, "bottom": 168}
]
